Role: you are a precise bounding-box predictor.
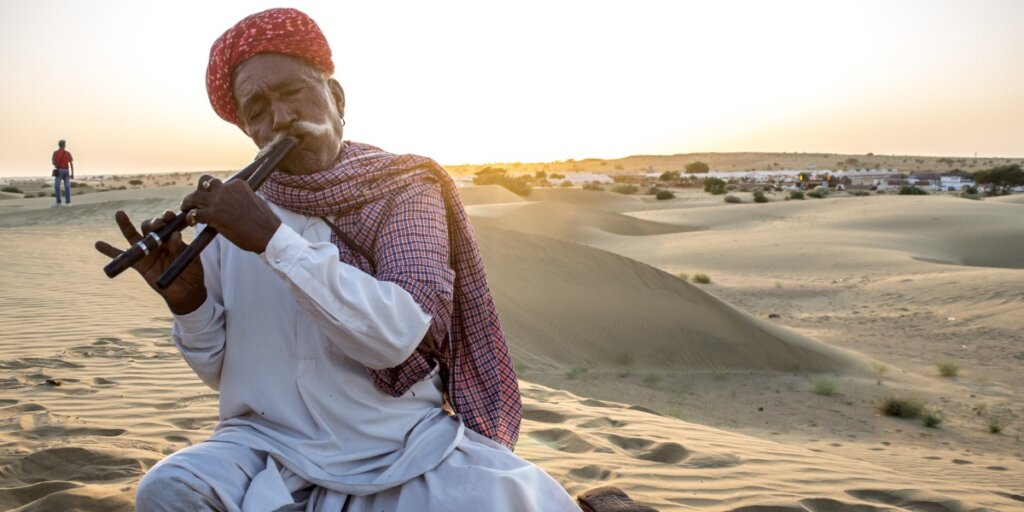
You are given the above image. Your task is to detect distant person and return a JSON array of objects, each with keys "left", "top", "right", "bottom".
[{"left": 51, "top": 139, "right": 74, "bottom": 207}]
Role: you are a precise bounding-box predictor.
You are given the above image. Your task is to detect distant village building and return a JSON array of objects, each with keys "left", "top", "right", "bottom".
[
  {"left": 833, "top": 169, "right": 901, "bottom": 189},
  {"left": 939, "top": 175, "right": 976, "bottom": 191}
]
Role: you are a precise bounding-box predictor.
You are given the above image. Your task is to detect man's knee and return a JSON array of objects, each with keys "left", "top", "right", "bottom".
[{"left": 136, "top": 463, "right": 223, "bottom": 512}]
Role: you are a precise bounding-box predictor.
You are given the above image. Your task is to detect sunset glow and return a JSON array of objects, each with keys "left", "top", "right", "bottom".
[{"left": 1, "top": 0, "right": 1022, "bottom": 176}]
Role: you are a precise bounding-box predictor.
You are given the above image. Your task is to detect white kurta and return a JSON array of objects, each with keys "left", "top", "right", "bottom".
[{"left": 164, "top": 200, "right": 577, "bottom": 510}]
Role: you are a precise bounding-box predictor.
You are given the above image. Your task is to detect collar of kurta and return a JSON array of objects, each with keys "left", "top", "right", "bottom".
[{"left": 260, "top": 141, "right": 522, "bottom": 450}]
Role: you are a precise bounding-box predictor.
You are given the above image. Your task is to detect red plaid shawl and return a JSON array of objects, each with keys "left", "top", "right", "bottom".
[{"left": 260, "top": 142, "right": 521, "bottom": 450}]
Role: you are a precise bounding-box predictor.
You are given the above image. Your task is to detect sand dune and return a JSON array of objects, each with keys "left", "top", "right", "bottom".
[
  {"left": 457, "top": 184, "right": 527, "bottom": 205},
  {"left": 1, "top": 186, "right": 1022, "bottom": 511},
  {"left": 472, "top": 201, "right": 696, "bottom": 243},
  {"left": 475, "top": 225, "right": 860, "bottom": 374}
]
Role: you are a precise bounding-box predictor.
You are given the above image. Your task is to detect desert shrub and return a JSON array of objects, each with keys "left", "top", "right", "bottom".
[
  {"left": 878, "top": 396, "right": 924, "bottom": 419},
  {"left": 789, "top": 190, "right": 805, "bottom": 200},
  {"left": 676, "top": 272, "right": 689, "bottom": 281},
  {"left": 921, "top": 407, "right": 944, "bottom": 428},
  {"left": 807, "top": 190, "right": 825, "bottom": 199},
  {"left": 128, "top": 179, "right": 144, "bottom": 186},
  {"left": 813, "top": 378, "right": 838, "bottom": 396},
  {"left": 703, "top": 178, "right": 726, "bottom": 195},
  {"left": 559, "top": 181, "right": 573, "bottom": 188},
  {"left": 643, "top": 373, "right": 663, "bottom": 386},
  {"left": 656, "top": 190, "right": 675, "bottom": 200},
  {"left": 876, "top": 189, "right": 886, "bottom": 194},
  {"left": 752, "top": 190, "right": 768, "bottom": 203},
  {"left": 725, "top": 184, "right": 738, "bottom": 191},
  {"left": 566, "top": 366, "right": 588, "bottom": 380},
  {"left": 582, "top": 182, "right": 604, "bottom": 191},
  {"left": 850, "top": 190, "right": 871, "bottom": 196},
  {"left": 898, "top": 185, "right": 927, "bottom": 195},
  {"left": 724, "top": 195, "right": 741, "bottom": 203},
  {"left": 936, "top": 361, "right": 960, "bottom": 377},
  {"left": 988, "top": 417, "right": 1004, "bottom": 434},
  {"left": 611, "top": 184, "right": 638, "bottom": 195},
  {"left": 871, "top": 362, "right": 889, "bottom": 384},
  {"left": 691, "top": 273, "right": 712, "bottom": 284},
  {"left": 2, "top": 186, "right": 22, "bottom": 193}
]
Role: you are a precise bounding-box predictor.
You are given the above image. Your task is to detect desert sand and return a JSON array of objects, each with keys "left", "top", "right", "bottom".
[{"left": 0, "top": 181, "right": 1021, "bottom": 511}]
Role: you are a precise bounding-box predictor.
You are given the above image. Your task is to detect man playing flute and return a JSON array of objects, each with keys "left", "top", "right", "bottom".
[{"left": 96, "top": 8, "right": 577, "bottom": 511}]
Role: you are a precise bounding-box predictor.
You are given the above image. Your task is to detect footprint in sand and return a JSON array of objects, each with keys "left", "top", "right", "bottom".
[
  {"left": 569, "top": 464, "right": 616, "bottom": 481},
  {"left": 91, "top": 377, "right": 117, "bottom": 387},
  {"left": 521, "top": 405, "right": 568, "bottom": 424},
  {"left": 579, "top": 417, "right": 628, "bottom": 429},
  {"left": 0, "top": 357, "right": 83, "bottom": 370},
  {"left": 847, "top": 489, "right": 967, "bottom": 511},
  {"left": 3, "top": 402, "right": 47, "bottom": 414},
  {"left": 15, "top": 425, "right": 127, "bottom": 440},
  {"left": 604, "top": 434, "right": 689, "bottom": 464},
  {"left": 529, "top": 428, "right": 599, "bottom": 453},
  {"left": 799, "top": 497, "right": 889, "bottom": 512}
]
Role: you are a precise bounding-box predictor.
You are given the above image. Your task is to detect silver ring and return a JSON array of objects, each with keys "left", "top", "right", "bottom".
[
  {"left": 187, "top": 209, "right": 199, "bottom": 226},
  {"left": 201, "top": 179, "right": 211, "bottom": 190}
]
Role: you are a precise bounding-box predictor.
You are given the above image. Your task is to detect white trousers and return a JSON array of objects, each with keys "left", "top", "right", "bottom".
[{"left": 135, "top": 430, "right": 578, "bottom": 512}]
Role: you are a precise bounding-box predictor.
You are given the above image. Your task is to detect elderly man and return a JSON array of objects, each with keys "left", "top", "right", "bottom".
[{"left": 96, "top": 8, "right": 577, "bottom": 512}]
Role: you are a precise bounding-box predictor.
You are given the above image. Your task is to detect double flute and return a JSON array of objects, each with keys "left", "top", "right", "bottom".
[{"left": 103, "top": 136, "right": 297, "bottom": 288}]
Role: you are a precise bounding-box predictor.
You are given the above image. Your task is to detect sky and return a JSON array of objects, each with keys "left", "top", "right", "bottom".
[{"left": 1, "top": 0, "right": 1022, "bottom": 177}]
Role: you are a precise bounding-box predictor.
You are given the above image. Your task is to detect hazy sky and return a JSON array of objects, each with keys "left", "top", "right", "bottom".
[{"left": 2, "top": 0, "right": 1022, "bottom": 176}]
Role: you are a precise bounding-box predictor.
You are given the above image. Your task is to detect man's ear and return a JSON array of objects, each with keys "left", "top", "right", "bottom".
[{"left": 328, "top": 79, "right": 345, "bottom": 119}]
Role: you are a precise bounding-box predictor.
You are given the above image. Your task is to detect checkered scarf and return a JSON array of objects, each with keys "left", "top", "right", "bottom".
[{"left": 260, "top": 142, "right": 521, "bottom": 450}]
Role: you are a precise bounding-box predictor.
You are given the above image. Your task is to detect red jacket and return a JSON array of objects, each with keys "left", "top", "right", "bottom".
[{"left": 52, "top": 149, "right": 73, "bottom": 169}]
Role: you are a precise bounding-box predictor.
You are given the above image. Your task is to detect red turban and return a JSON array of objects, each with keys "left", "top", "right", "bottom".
[{"left": 206, "top": 8, "right": 334, "bottom": 130}]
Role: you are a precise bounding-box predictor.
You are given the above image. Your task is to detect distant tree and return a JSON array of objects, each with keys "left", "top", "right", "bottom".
[
  {"left": 974, "top": 164, "right": 1024, "bottom": 195},
  {"left": 535, "top": 170, "right": 547, "bottom": 180},
  {"left": 685, "top": 161, "right": 710, "bottom": 174},
  {"left": 473, "top": 167, "right": 531, "bottom": 196},
  {"left": 659, "top": 170, "right": 680, "bottom": 181}
]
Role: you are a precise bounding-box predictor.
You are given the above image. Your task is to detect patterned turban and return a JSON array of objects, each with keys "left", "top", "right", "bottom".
[{"left": 206, "top": 8, "right": 334, "bottom": 130}]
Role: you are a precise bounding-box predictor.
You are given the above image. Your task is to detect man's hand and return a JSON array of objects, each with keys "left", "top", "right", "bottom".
[
  {"left": 180, "top": 175, "right": 282, "bottom": 254},
  {"left": 95, "top": 210, "right": 207, "bottom": 315}
]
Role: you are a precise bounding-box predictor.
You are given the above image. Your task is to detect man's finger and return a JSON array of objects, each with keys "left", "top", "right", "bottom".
[
  {"left": 115, "top": 211, "right": 142, "bottom": 244},
  {"left": 95, "top": 240, "right": 124, "bottom": 260}
]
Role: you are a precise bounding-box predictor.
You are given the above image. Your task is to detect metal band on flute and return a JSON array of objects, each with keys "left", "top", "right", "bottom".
[{"left": 102, "top": 136, "right": 297, "bottom": 280}]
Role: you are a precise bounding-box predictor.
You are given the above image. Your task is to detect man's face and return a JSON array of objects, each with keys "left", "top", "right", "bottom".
[{"left": 232, "top": 53, "right": 345, "bottom": 175}]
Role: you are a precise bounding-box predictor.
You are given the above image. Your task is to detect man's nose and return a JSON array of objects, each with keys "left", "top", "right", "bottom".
[{"left": 271, "top": 103, "right": 297, "bottom": 132}]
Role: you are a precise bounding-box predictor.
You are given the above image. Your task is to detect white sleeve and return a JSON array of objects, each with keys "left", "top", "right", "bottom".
[
  {"left": 171, "top": 232, "right": 226, "bottom": 390},
  {"left": 260, "top": 224, "right": 432, "bottom": 369}
]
